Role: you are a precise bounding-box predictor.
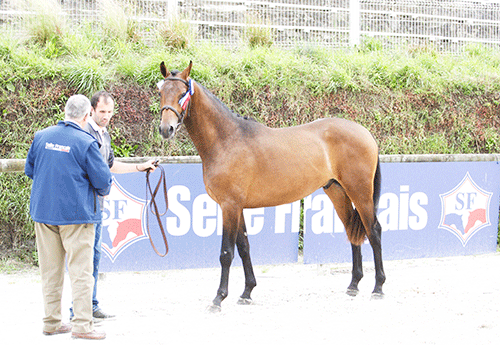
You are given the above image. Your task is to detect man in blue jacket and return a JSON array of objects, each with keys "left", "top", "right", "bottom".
[{"left": 25, "top": 94, "right": 112, "bottom": 340}]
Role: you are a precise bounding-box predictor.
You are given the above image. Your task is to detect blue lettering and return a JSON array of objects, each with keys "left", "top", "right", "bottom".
[
  {"left": 466, "top": 192, "right": 477, "bottom": 210},
  {"left": 101, "top": 199, "right": 111, "bottom": 221},
  {"left": 455, "top": 193, "right": 466, "bottom": 211},
  {"left": 113, "top": 200, "right": 127, "bottom": 219}
]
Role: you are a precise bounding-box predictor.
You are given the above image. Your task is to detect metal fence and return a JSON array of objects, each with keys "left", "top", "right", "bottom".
[{"left": 1, "top": 0, "right": 499, "bottom": 51}]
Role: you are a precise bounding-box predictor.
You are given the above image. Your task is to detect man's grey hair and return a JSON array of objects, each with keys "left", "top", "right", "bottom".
[{"left": 65, "top": 94, "right": 91, "bottom": 120}]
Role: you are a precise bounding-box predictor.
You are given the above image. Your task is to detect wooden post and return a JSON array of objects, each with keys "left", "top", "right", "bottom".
[{"left": 0, "top": 159, "right": 26, "bottom": 173}]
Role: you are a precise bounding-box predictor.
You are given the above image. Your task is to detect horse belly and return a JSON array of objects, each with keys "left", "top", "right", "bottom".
[
  {"left": 240, "top": 129, "right": 338, "bottom": 207},
  {"left": 244, "top": 160, "right": 328, "bottom": 208}
]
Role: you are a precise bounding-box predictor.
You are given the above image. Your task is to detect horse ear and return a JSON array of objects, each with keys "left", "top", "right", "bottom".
[
  {"left": 160, "top": 61, "right": 169, "bottom": 78},
  {"left": 180, "top": 61, "right": 193, "bottom": 80}
]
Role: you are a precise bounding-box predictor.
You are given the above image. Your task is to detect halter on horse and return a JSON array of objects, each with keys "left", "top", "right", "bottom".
[{"left": 157, "top": 61, "right": 385, "bottom": 311}]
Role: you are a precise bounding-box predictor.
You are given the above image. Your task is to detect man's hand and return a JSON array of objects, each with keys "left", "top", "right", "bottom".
[{"left": 137, "top": 159, "right": 159, "bottom": 173}]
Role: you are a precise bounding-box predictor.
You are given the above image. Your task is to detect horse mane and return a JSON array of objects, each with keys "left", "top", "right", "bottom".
[
  {"left": 169, "top": 70, "right": 256, "bottom": 123},
  {"left": 198, "top": 83, "right": 257, "bottom": 122}
]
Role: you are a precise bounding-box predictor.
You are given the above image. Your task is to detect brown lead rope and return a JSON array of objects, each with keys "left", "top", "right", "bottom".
[{"left": 145, "top": 164, "right": 169, "bottom": 257}]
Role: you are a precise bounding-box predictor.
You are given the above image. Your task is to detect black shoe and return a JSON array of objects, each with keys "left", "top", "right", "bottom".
[
  {"left": 69, "top": 316, "right": 103, "bottom": 323},
  {"left": 93, "top": 309, "right": 115, "bottom": 319}
]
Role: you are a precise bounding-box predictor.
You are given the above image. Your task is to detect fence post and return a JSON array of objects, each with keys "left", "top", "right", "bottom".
[{"left": 349, "top": 0, "right": 361, "bottom": 47}]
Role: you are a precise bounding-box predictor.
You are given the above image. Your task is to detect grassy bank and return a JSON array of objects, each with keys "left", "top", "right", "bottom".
[{"left": 1, "top": 21, "right": 500, "bottom": 266}]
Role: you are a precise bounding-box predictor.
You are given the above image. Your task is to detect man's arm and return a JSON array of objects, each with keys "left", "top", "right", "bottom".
[
  {"left": 86, "top": 142, "right": 113, "bottom": 196},
  {"left": 110, "top": 159, "right": 158, "bottom": 174},
  {"left": 24, "top": 134, "right": 38, "bottom": 179}
]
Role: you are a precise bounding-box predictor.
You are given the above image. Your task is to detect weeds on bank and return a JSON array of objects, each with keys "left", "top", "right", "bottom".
[{"left": 0, "top": 257, "right": 38, "bottom": 274}]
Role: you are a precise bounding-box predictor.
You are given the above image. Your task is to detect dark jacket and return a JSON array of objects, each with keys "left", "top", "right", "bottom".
[
  {"left": 84, "top": 118, "right": 114, "bottom": 211},
  {"left": 84, "top": 119, "right": 114, "bottom": 168},
  {"left": 25, "top": 121, "right": 112, "bottom": 225}
]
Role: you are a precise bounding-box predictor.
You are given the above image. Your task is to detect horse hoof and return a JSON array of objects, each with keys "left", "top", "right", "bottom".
[
  {"left": 237, "top": 297, "right": 253, "bottom": 305},
  {"left": 371, "top": 292, "right": 384, "bottom": 300},
  {"left": 206, "top": 304, "right": 222, "bottom": 313},
  {"left": 346, "top": 288, "right": 359, "bottom": 297}
]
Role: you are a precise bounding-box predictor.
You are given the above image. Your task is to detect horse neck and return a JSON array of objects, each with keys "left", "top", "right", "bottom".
[{"left": 184, "top": 85, "right": 237, "bottom": 161}]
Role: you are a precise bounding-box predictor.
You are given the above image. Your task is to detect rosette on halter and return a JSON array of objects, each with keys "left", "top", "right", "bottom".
[{"left": 178, "top": 79, "right": 194, "bottom": 110}]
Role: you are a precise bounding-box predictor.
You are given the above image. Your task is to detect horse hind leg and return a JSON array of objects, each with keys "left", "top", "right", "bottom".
[
  {"left": 323, "top": 180, "right": 364, "bottom": 296},
  {"left": 344, "top": 198, "right": 386, "bottom": 297},
  {"left": 347, "top": 244, "right": 363, "bottom": 296},
  {"left": 236, "top": 212, "right": 257, "bottom": 305},
  {"left": 349, "top": 163, "right": 386, "bottom": 297},
  {"left": 368, "top": 216, "right": 385, "bottom": 297},
  {"left": 336, "top": 160, "right": 386, "bottom": 297}
]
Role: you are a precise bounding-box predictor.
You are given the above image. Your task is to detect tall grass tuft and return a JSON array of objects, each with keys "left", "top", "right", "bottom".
[
  {"left": 12, "top": 0, "right": 67, "bottom": 45},
  {"left": 100, "top": 0, "right": 140, "bottom": 43},
  {"left": 157, "top": 17, "right": 196, "bottom": 50},
  {"left": 244, "top": 16, "right": 274, "bottom": 48},
  {"left": 66, "top": 57, "right": 110, "bottom": 95}
]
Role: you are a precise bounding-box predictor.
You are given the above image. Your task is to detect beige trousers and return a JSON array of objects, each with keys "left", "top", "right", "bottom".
[{"left": 35, "top": 222, "right": 95, "bottom": 334}]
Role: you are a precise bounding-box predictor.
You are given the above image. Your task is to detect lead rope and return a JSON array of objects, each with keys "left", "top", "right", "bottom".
[{"left": 145, "top": 164, "right": 169, "bottom": 257}]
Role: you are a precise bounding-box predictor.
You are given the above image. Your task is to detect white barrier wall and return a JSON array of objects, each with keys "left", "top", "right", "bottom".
[
  {"left": 2, "top": 155, "right": 499, "bottom": 272},
  {"left": 97, "top": 159, "right": 499, "bottom": 272}
]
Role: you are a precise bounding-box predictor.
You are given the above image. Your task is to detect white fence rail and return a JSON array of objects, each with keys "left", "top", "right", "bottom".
[
  {"left": 1, "top": 1, "right": 500, "bottom": 51},
  {"left": 3, "top": 154, "right": 500, "bottom": 173}
]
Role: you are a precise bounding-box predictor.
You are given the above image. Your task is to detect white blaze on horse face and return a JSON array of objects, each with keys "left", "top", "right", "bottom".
[
  {"left": 159, "top": 106, "right": 181, "bottom": 139},
  {"left": 165, "top": 110, "right": 180, "bottom": 133},
  {"left": 158, "top": 81, "right": 182, "bottom": 139}
]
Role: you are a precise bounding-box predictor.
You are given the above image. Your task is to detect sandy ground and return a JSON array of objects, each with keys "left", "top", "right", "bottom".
[{"left": 2, "top": 253, "right": 500, "bottom": 344}]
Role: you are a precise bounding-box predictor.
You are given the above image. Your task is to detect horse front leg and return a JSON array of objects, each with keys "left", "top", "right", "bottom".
[
  {"left": 209, "top": 204, "right": 241, "bottom": 312},
  {"left": 236, "top": 212, "right": 256, "bottom": 305},
  {"left": 368, "top": 217, "right": 385, "bottom": 298}
]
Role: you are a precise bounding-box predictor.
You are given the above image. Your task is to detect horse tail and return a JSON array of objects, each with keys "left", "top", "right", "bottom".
[
  {"left": 347, "top": 157, "right": 381, "bottom": 246},
  {"left": 373, "top": 157, "right": 382, "bottom": 208}
]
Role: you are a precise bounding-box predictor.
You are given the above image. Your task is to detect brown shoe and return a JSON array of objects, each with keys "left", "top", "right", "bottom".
[
  {"left": 72, "top": 330, "right": 106, "bottom": 340},
  {"left": 43, "top": 323, "right": 73, "bottom": 335}
]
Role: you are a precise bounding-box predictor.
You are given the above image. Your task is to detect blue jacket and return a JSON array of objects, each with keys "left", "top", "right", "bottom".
[{"left": 25, "top": 121, "right": 112, "bottom": 225}]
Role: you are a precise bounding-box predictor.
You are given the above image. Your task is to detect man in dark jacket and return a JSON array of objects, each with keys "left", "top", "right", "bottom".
[
  {"left": 25, "top": 94, "right": 112, "bottom": 340},
  {"left": 79, "top": 90, "right": 156, "bottom": 320}
]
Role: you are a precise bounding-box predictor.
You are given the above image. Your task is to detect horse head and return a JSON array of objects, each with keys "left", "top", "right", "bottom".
[{"left": 157, "top": 61, "right": 193, "bottom": 139}]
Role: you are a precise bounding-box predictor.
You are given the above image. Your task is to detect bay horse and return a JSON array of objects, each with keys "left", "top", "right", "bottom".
[{"left": 157, "top": 61, "right": 385, "bottom": 311}]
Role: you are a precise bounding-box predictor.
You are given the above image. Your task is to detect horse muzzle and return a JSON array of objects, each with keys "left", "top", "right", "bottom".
[{"left": 158, "top": 123, "right": 177, "bottom": 139}]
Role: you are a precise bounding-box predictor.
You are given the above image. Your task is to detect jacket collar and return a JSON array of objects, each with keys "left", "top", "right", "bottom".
[
  {"left": 58, "top": 121, "right": 96, "bottom": 141},
  {"left": 88, "top": 117, "right": 107, "bottom": 134},
  {"left": 59, "top": 120, "right": 82, "bottom": 129}
]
